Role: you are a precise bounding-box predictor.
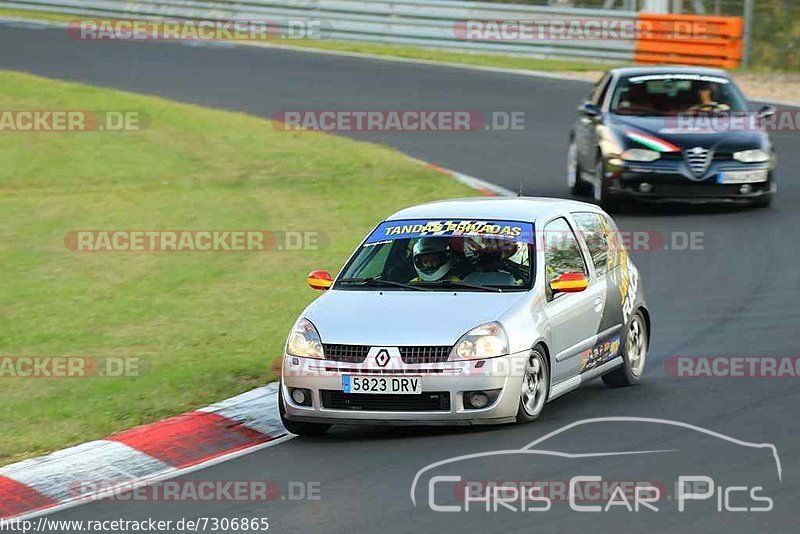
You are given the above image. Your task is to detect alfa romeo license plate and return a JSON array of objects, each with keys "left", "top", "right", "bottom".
[
  {"left": 342, "top": 375, "right": 421, "bottom": 394},
  {"left": 717, "top": 170, "right": 768, "bottom": 184}
]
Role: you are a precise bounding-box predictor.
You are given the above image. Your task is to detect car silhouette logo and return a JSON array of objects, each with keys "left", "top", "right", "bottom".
[{"left": 375, "top": 349, "right": 391, "bottom": 367}]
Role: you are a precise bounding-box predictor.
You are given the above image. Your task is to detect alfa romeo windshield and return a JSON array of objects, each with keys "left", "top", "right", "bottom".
[
  {"left": 611, "top": 74, "right": 748, "bottom": 116},
  {"left": 336, "top": 219, "right": 534, "bottom": 291}
]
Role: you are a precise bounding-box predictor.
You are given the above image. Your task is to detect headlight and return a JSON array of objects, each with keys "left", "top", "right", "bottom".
[
  {"left": 733, "top": 149, "right": 770, "bottom": 163},
  {"left": 285, "top": 318, "right": 324, "bottom": 359},
  {"left": 621, "top": 148, "right": 661, "bottom": 162},
  {"left": 449, "top": 322, "right": 509, "bottom": 361}
]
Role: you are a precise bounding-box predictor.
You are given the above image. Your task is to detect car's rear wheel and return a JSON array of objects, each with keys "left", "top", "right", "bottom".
[
  {"left": 567, "top": 139, "right": 592, "bottom": 196},
  {"left": 602, "top": 310, "right": 647, "bottom": 387},
  {"left": 279, "top": 384, "right": 331, "bottom": 436},
  {"left": 593, "top": 158, "right": 622, "bottom": 213},
  {"left": 516, "top": 347, "right": 549, "bottom": 423}
]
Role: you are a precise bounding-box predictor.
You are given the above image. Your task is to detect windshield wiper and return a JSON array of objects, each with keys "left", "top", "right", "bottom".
[
  {"left": 412, "top": 280, "right": 506, "bottom": 293},
  {"left": 338, "top": 277, "right": 429, "bottom": 291}
]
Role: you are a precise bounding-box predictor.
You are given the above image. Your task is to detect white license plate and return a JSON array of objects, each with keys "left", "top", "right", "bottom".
[
  {"left": 717, "top": 169, "right": 768, "bottom": 184},
  {"left": 342, "top": 375, "right": 421, "bottom": 395}
]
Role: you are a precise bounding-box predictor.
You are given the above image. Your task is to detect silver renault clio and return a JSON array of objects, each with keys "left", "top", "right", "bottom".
[{"left": 280, "top": 197, "right": 650, "bottom": 435}]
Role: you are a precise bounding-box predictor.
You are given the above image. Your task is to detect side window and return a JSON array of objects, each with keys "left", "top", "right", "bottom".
[
  {"left": 543, "top": 218, "right": 588, "bottom": 285},
  {"left": 589, "top": 73, "right": 611, "bottom": 106},
  {"left": 572, "top": 212, "right": 611, "bottom": 276}
]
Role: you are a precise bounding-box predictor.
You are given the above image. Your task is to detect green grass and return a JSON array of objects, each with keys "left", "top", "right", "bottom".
[{"left": 0, "top": 70, "right": 475, "bottom": 465}]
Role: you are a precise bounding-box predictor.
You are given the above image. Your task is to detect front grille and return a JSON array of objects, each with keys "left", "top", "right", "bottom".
[
  {"left": 322, "top": 345, "right": 453, "bottom": 364},
  {"left": 621, "top": 181, "right": 769, "bottom": 198},
  {"left": 321, "top": 390, "right": 450, "bottom": 411},
  {"left": 323, "top": 344, "right": 369, "bottom": 363},
  {"left": 684, "top": 147, "right": 712, "bottom": 176},
  {"left": 399, "top": 346, "right": 452, "bottom": 364},
  {"left": 325, "top": 367, "right": 445, "bottom": 374}
]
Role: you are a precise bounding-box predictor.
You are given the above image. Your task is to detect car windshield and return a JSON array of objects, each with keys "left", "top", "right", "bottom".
[
  {"left": 336, "top": 219, "right": 534, "bottom": 291},
  {"left": 610, "top": 74, "right": 747, "bottom": 117}
]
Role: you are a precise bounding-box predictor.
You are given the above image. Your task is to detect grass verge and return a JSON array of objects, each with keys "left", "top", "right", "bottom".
[{"left": 0, "top": 70, "right": 475, "bottom": 465}]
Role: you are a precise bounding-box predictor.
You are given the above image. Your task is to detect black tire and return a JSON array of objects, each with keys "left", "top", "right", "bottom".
[
  {"left": 593, "top": 158, "right": 622, "bottom": 213},
  {"left": 279, "top": 385, "right": 330, "bottom": 436},
  {"left": 603, "top": 310, "right": 648, "bottom": 388},
  {"left": 515, "top": 347, "right": 550, "bottom": 424},
  {"left": 567, "top": 138, "right": 592, "bottom": 196},
  {"left": 750, "top": 194, "right": 773, "bottom": 209}
]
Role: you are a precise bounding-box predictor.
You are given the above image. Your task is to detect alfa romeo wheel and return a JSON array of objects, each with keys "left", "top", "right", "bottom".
[
  {"left": 594, "top": 158, "right": 621, "bottom": 213},
  {"left": 567, "top": 139, "right": 592, "bottom": 195}
]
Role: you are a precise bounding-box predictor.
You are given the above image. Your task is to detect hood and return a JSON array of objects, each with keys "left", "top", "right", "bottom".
[
  {"left": 304, "top": 289, "right": 527, "bottom": 346},
  {"left": 608, "top": 115, "right": 769, "bottom": 152}
]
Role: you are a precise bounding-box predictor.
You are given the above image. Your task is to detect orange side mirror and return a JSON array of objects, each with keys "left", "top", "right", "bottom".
[
  {"left": 550, "top": 272, "right": 589, "bottom": 294},
  {"left": 307, "top": 270, "right": 333, "bottom": 291}
]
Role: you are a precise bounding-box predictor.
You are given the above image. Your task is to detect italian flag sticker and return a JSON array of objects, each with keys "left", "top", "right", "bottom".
[{"left": 626, "top": 130, "right": 680, "bottom": 152}]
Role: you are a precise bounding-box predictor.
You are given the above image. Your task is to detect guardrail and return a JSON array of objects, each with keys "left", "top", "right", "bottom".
[{"left": 0, "top": 0, "right": 744, "bottom": 67}]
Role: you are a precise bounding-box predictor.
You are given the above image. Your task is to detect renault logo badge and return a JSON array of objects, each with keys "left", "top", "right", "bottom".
[{"left": 375, "top": 349, "right": 390, "bottom": 367}]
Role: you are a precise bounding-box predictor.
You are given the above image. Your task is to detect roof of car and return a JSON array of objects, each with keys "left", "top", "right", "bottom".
[
  {"left": 386, "top": 197, "right": 602, "bottom": 223},
  {"left": 609, "top": 65, "right": 730, "bottom": 78}
]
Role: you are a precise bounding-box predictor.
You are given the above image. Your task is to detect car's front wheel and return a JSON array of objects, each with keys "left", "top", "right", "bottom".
[
  {"left": 567, "top": 138, "right": 592, "bottom": 196},
  {"left": 516, "top": 347, "right": 549, "bottom": 423},
  {"left": 279, "top": 384, "right": 331, "bottom": 436},
  {"left": 593, "top": 158, "right": 622, "bottom": 213},
  {"left": 603, "top": 310, "right": 648, "bottom": 387}
]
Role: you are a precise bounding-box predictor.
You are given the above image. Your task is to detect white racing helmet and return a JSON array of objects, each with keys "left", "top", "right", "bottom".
[{"left": 412, "top": 238, "right": 452, "bottom": 281}]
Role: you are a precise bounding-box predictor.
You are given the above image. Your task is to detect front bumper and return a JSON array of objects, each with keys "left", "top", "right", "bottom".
[
  {"left": 281, "top": 351, "right": 529, "bottom": 426},
  {"left": 607, "top": 157, "right": 774, "bottom": 203}
]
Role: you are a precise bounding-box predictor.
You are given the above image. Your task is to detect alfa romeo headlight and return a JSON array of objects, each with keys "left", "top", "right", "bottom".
[
  {"left": 449, "top": 322, "right": 509, "bottom": 361},
  {"left": 733, "top": 149, "right": 770, "bottom": 163},
  {"left": 621, "top": 148, "right": 661, "bottom": 162},
  {"left": 286, "top": 318, "right": 324, "bottom": 359}
]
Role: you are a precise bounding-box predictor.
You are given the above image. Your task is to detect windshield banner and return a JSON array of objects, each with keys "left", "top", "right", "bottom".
[{"left": 364, "top": 219, "right": 534, "bottom": 245}]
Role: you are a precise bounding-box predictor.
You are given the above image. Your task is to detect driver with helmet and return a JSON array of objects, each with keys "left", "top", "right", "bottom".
[{"left": 410, "top": 238, "right": 461, "bottom": 283}]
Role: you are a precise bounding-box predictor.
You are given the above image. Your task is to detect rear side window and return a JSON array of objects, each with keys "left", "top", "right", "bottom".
[
  {"left": 572, "top": 212, "right": 618, "bottom": 276},
  {"left": 543, "top": 217, "right": 587, "bottom": 283}
]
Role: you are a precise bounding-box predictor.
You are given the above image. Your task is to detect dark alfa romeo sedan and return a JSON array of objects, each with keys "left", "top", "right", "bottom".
[{"left": 567, "top": 66, "right": 776, "bottom": 211}]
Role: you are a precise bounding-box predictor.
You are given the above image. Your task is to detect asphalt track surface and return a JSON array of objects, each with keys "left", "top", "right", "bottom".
[{"left": 3, "top": 24, "right": 800, "bottom": 533}]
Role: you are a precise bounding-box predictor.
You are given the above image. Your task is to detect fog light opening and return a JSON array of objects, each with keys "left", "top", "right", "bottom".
[
  {"left": 463, "top": 389, "right": 502, "bottom": 410},
  {"left": 291, "top": 388, "right": 311, "bottom": 406},
  {"left": 467, "top": 392, "right": 489, "bottom": 409},
  {"left": 639, "top": 182, "right": 653, "bottom": 193},
  {"left": 740, "top": 184, "right": 752, "bottom": 194}
]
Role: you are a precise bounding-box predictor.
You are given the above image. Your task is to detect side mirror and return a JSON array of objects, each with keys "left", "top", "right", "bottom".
[
  {"left": 758, "top": 104, "right": 776, "bottom": 119},
  {"left": 550, "top": 272, "right": 589, "bottom": 294},
  {"left": 580, "top": 102, "right": 602, "bottom": 119},
  {"left": 307, "top": 270, "right": 333, "bottom": 291}
]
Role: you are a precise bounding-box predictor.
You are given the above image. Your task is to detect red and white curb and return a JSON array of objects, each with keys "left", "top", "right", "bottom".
[
  {"left": 0, "top": 383, "right": 285, "bottom": 520},
  {"left": 407, "top": 156, "right": 515, "bottom": 198}
]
